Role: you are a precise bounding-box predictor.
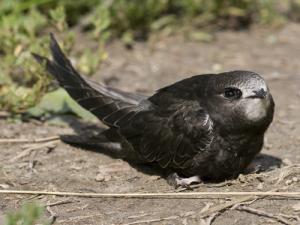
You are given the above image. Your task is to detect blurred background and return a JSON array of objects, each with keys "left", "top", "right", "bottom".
[{"left": 1, "top": 0, "right": 300, "bottom": 120}]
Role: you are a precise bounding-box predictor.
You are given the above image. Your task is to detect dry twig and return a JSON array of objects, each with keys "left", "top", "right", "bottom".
[
  {"left": 65, "top": 203, "right": 88, "bottom": 213},
  {"left": 128, "top": 213, "right": 150, "bottom": 219},
  {"left": 0, "top": 136, "right": 60, "bottom": 144},
  {"left": 57, "top": 214, "right": 103, "bottom": 223},
  {"left": 122, "top": 215, "right": 179, "bottom": 225},
  {"left": 46, "top": 201, "right": 57, "bottom": 224},
  {"left": 123, "top": 196, "right": 252, "bottom": 225},
  {"left": 46, "top": 199, "right": 74, "bottom": 207},
  {"left": 10, "top": 141, "right": 58, "bottom": 162},
  {"left": 0, "top": 190, "right": 299, "bottom": 198},
  {"left": 236, "top": 206, "right": 294, "bottom": 225},
  {"left": 199, "top": 212, "right": 220, "bottom": 225},
  {"left": 123, "top": 210, "right": 220, "bottom": 225},
  {"left": 279, "top": 213, "right": 300, "bottom": 223},
  {"left": 198, "top": 195, "right": 258, "bottom": 217}
]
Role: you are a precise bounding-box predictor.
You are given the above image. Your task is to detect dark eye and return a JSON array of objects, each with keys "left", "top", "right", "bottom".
[{"left": 224, "top": 88, "right": 242, "bottom": 100}]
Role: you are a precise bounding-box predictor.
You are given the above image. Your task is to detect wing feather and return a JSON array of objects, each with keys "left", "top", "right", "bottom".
[
  {"left": 32, "top": 34, "right": 150, "bottom": 128},
  {"left": 119, "top": 98, "right": 214, "bottom": 170}
]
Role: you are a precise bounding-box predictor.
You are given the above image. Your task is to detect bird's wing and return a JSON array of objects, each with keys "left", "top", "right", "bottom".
[
  {"left": 33, "top": 34, "right": 213, "bottom": 169},
  {"left": 32, "top": 33, "right": 148, "bottom": 127},
  {"left": 118, "top": 96, "right": 214, "bottom": 169}
]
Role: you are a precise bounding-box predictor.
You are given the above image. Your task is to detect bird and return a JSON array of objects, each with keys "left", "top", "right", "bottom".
[{"left": 32, "top": 34, "right": 275, "bottom": 187}]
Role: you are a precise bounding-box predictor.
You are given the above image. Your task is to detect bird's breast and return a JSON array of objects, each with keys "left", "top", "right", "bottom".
[{"left": 189, "top": 132, "right": 264, "bottom": 180}]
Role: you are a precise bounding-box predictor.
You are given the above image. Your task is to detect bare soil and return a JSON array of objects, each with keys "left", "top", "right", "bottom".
[{"left": 1, "top": 23, "right": 300, "bottom": 225}]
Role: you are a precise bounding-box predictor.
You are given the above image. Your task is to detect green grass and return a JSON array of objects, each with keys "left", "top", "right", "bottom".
[
  {"left": 0, "top": 1, "right": 107, "bottom": 114},
  {"left": 4, "top": 203, "right": 47, "bottom": 225},
  {"left": 0, "top": 0, "right": 299, "bottom": 115}
]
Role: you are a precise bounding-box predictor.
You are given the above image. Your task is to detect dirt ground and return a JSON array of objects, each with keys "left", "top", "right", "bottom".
[{"left": 1, "top": 23, "right": 300, "bottom": 225}]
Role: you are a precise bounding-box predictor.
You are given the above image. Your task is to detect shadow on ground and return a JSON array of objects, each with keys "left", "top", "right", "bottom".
[{"left": 60, "top": 118, "right": 283, "bottom": 183}]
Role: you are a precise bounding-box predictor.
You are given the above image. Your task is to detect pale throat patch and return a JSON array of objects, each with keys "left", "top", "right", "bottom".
[{"left": 245, "top": 99, "right": 268, "bottom": 122}]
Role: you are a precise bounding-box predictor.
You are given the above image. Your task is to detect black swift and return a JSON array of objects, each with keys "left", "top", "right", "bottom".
[{"left": 33, "top": 34, "right": 275, "bottom": 187}]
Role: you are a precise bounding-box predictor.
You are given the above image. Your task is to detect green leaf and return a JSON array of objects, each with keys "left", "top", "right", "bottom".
[{"left": 26, "top": 88, "right": 97, "bottom": 122}]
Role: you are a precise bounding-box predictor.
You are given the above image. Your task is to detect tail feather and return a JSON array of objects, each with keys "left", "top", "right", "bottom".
[{"left": 32, "top": 33, "right": 147, "bottom": 127}]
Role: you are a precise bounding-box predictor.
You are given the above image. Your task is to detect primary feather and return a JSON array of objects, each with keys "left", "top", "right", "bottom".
[{"left": 32, "top": 34, "right": 148, "bottom": 128}]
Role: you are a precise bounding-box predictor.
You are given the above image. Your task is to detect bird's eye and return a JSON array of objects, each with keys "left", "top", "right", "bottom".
[{"left": 223, "top": 88, "right": 242, "bottom": 100}]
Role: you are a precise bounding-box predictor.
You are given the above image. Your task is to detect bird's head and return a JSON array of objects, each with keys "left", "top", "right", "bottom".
[{"left": 203, "top": 70, "right": 275, "bottom": 132}]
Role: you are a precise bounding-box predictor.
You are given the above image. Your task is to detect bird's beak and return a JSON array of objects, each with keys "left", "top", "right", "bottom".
[{"left": 249, "top": 88, "right": 268, "bottom": 99}]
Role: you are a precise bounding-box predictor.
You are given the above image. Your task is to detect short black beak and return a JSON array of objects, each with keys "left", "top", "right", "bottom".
[{"left": 252, "top": 88, "right": 267, "bottom": 99}]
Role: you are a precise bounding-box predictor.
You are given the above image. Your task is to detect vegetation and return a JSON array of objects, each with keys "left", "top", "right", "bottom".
[
  {"left": 4, "top": 203, "right": 47, "bottom": 225},
  {"left": 0, "top": 0, "right": 300, "bottom": 115}
]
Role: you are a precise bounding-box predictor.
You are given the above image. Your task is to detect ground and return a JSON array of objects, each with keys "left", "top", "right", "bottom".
[{"left": 0, "top": 23, "right": 300, "bottom": 225}]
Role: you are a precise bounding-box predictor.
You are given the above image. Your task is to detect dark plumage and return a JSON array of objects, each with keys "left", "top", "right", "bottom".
[{"left": 33, "top": 34, "right": 275, "bottom": 187}]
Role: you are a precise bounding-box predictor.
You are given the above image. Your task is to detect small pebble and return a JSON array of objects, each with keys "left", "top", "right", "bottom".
[
  {"left": 256, "top": 183, "right": 263, "bottom": 190},
  {"left": 95, "top": 173, "right": 111, "bottom": 182},
  {"left": 285, "top": 179, "right": 293, "bottom": 185},
  {"left": 95, "top": 173, "right": 105, "bottom": 182}
]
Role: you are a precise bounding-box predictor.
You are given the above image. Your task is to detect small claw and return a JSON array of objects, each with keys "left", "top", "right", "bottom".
[{"left": 167, "top": 173, "right": 201, "bottom": 188}]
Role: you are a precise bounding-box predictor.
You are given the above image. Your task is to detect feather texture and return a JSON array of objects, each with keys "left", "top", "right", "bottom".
[{"left": 33, "top": 34, "right": 274, "bottom": 183}]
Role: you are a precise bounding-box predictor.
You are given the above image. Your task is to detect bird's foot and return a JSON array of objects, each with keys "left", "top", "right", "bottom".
[
  {"left": 244, "top": 162, "right": 263, "bottom": 174},
  {"left": 167, "top": 173, "right": 201, "bottom": 188}
]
